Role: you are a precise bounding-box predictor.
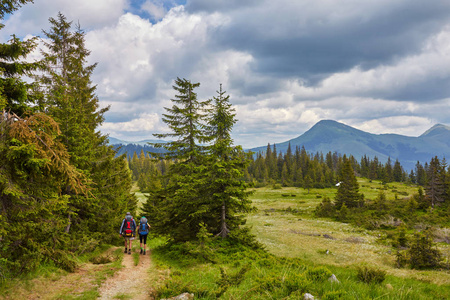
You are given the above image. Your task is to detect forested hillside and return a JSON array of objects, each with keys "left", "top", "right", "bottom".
[{"left": 0, "top": 3, "right": 135, "bottom": 278}]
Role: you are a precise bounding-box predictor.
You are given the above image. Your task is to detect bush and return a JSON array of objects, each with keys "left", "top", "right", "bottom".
[
  {"left": 356, "top": 266, "right": 386, "bottom": 284},
  {"left": 322, "top": 290, "right": 346, "bottom": 300},
  {"left": 314, "top": 196, "right": 335, "bottom": 218},
  {"left": 272, "top": 184, "right": 282, "bottom": 189},
  {"left": 408, "top": 230, "right": 442, "bottom": 269},
  {"left": 395, "top": 250, "right": 409, "bottom": 268},
  {"left": 305, "top": 266, "right": 332, "bottom": 282}
]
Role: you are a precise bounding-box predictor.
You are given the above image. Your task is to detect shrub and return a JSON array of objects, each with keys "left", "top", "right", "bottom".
[
  {"left": 305, "top": 266, "right": 332, "bottom": 282},
  {"left": 322, "top": 290, "right": 346, "bottom": 300},
  {"left": 395, "top": 250, "right": 409, "bottom": 268},
  {"left": 214, "top": 264, "right": 250, "bottom": 298},
  {"left": 356, "top": 266, "right": 386, "bottom": 284},
  {"left": 90, "top": 254, "right": 114, "bottom": 265},
  {"left": 272, "top": 184, "right": 282, "bottom": 189},
  {"left": 408, "top": 230, "right": 442, "bottom": 269},
  {"left": 392, "top": 225, "right": 408, "bottom": 248},
  {"left": 314, "top": 196, "right": 335, "bottom": 218},
  {"left": 284, "top": 273, "right": 310, "bottom": 294}
]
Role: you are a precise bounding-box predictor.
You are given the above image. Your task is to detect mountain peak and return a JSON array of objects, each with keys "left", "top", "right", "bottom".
[{"left": 420, "top": 124, "right": 450, "bottom": 138}]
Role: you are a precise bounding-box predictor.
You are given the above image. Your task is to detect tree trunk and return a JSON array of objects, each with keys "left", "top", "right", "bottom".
[{"left": 218, "top": 202, "right": 230, "bottom": 238}]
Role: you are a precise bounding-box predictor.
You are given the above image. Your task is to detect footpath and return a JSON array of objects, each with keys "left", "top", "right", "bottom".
[{"left": 98, "top": 248, "right": 155, "bottom": 299}]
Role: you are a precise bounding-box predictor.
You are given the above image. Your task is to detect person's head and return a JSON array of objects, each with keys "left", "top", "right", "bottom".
[{"left": 126, "top": 212, "right": 131, "bottom": 215}]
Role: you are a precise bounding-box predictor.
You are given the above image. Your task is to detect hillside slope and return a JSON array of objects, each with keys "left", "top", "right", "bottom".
[{"left": 249, "top": 120, "right": 450, "bottom": 171}]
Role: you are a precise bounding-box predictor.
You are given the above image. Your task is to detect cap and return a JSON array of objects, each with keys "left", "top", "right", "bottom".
[{"left": 126, "top": 212, "right": 131, "bottom": 215}]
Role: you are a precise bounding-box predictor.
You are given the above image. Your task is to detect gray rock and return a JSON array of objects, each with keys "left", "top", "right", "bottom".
[
  {"left": 161, "top": 292, "right": 194, "bottom": 300},
  {"left": 328, "top": 274, "right": 340, "bottom": 283},
  {"left": 303, "top": 293, "right": 315, "bottom": 300}
]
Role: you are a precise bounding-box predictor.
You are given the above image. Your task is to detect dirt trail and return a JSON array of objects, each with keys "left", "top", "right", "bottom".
[{"left": 98, "top": 248, "right": 155, "bottom": 299}]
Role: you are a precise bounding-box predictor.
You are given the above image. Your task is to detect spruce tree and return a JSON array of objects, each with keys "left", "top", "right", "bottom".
[
  {"left": 335, "top": 158, "right": 362, "bottom": 209},
  {"left": 204, "top": 84, "right": 253, "bottom": 238},
  {"left": 0, "top": 1, "right": 86, "bottom": 274},
  {"left": 146, "top": 78, "right": 211, "bottom": 241},
  {"left": 37, "top": 13, "right": 135, "bottom": 244},
  {"left": 425, "top": 156, "right": 445, "bottom": 208}
]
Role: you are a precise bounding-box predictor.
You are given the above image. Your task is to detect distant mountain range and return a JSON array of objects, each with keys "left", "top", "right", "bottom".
[
  {"left": 107, "top": 120, "right": 450, "bottom": 171},
  {"left": 107, "top": 138, "right": 167, "bottom": 157},
  {"left": 249, "top": 120, "right": 450, "bottom": 171}
]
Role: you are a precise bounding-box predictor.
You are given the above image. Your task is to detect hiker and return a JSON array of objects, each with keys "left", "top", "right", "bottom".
[
  {"left": 136, "top": 216, "right": 150, "bottom": 255},
  {"left": 119, "top": 212, "right": 136, "bottom": 254}
]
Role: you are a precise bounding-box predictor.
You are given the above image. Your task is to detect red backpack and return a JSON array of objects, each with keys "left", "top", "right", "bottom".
[{"left": 123, "top": 216, "right": 135, "bottom": 237}]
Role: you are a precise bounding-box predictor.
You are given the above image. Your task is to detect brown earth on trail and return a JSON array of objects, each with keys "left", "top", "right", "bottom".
[
  {"left": 98, "top": 247, "right": 155, "bottom": 299},
  {"left": 1, "top": 246, "right": 161, "bottom": 300}
]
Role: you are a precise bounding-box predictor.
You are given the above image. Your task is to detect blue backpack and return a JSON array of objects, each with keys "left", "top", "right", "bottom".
[{"left": 139, "top": 217, "right": 149, "bottom": 235}]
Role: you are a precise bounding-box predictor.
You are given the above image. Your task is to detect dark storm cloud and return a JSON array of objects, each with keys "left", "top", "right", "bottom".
[
  {"left": 208, "top": 0, "right": 450, "bottom": 84},
  {"left": 374, "top": 76, "right": 450, "bottom": 102},
  {"left": 185, "top": 0, "right": 259, "bottom": 13}
]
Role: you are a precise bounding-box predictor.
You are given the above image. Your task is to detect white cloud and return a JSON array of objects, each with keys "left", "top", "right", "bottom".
[
  {"left": 100, "top": 112, "right": 159, "bottom": 135},
  {"left": 4, "top": 0, "right": 450, "bottom": 148},
  {"left": 356, "top": 116, "right": 434, "bottom": 137},
  {"left": 1, "top": 0, "right": 127, "bottom": 40},
  {"left": 141, "top": 0, "right": 166, "bottom": 20},
  {"left": 291, "top": 27, "right": 450, "bottom": 102}
]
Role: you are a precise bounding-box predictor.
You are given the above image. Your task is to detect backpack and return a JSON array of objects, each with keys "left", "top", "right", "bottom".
[
  {"left": 139, "top": 217, "right": 149, "bottom": 235},
  {"left": 123, "top": 215, "right": 135, "bottom": 237}
]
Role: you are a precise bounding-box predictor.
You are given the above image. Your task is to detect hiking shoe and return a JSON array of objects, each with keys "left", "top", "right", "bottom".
[
  {"left": 124, "top": 248, "right": 127, "bottom": 253},
  {"left": 140, "top": 249, "right": 143, "bottom": 254},
  {"left": 143, "top": 250, "right": 146, "bottom": 255},
  {"left": 128, "top": 249, "right": 131, "bottom": 255}
]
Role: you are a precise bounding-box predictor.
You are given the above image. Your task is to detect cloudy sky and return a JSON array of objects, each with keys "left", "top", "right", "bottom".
[{"left": 3, "top": 0, "right": 450, "bottom": 148}]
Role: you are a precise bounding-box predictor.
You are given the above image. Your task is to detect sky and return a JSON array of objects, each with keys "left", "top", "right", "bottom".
[{"left": 2, "top": 0, "right": 450, "bottom": 148}]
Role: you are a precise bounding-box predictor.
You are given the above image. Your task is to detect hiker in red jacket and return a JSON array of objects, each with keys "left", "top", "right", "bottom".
[{"left": 119, "top": 212, "right": 136, "bottom": 254}]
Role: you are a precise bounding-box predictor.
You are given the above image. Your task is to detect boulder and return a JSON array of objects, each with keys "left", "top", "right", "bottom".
[
  {"left": 303, "top": 293, "right": 315, "bottom": 300},
  {"left": 161, "top": 292, "right": 194, "bottom": 300},
  {"left": 328, "top": 274, "right": 340, "bottom": 283}
]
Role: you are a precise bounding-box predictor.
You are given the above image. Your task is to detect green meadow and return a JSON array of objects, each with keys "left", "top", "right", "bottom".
[{"left": 150, "top": 178, "right": 450, "bottom": 299}]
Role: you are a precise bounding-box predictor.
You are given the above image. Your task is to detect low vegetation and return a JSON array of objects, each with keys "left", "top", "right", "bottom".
[
  {"left": 0, "top": 245, "right": 124, "bottom": 299},
  {"left": 146, "top": 178, "right": 450, "bottom": 299}
]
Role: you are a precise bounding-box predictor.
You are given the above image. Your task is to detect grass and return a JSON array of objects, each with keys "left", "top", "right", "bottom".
[
  {"left": 132, "top": 252, "right": 140, "bottom": 266},
  {"left": 0, "top": 245, "right": 125, "bottom": 299},
  {"left": 149, "top": 178, "right": 450, "bottom": 299},
  {"left": 150, "top": 237, "right": 450, "bottom": 299},
  {"left": 246, "top": 179, "right": 450, "bottom": 285}
]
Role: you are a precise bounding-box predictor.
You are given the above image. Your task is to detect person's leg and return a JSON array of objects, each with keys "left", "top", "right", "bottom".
[
  {"left": 124, "top": 238, "right": 127, "bottom": 253},
  {"left": 128, "top": 239, "right": 132, "bottom": 254},
  {"left": 143, "top": 235, "right": 147, "bottom": 255},
  {"left": 139, "top": 235, "right": 143, "bottom": 254}
]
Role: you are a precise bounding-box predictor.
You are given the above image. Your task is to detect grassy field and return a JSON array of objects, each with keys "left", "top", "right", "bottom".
[{"left": 246, "top": 178, "right": 450, "bottom": 286}]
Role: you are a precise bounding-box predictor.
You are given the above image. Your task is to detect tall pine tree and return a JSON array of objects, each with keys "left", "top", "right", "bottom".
[
  {"left": 145, "top": 78, "right": 211, "bottom": 241},
  {"left": 205, "top": 84, "right": 253, "bottom": 238},
  {"left": 335, "top": 158, "right": 363, "bottom": 209},
  {"left": 37, "top": 13, "right": 136, "bottom": 245},
  {"left": 1, "top": 1, "right": 87, "bottom": 275}
]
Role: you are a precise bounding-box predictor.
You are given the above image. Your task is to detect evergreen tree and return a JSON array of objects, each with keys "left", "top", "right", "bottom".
[
  {"left": 425, "top": 156, "right": 445, "bottom": 208},
  {"left": 415, "top": 161, "right": 427, "bottom": 186},
  {"left": 0, "top": 2, "right": 88, "bottom": 274},
  {"left": 37, "top": 13, "right": 135, "bottom": 244},
  {"left": 146, "top": 78, "right": 210, "bottom": 241},
  {"left": 393, "top": 159, "right": 403, "bottom": 182},
  {"left": 335, "top": 158, "right": 362, "bottom": 209},
  {"left": 204, "top": 84, "right": 253, "bottom": 238},
  {"left": 152, "top": 77, "right": 209, "bottom": 160}
]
